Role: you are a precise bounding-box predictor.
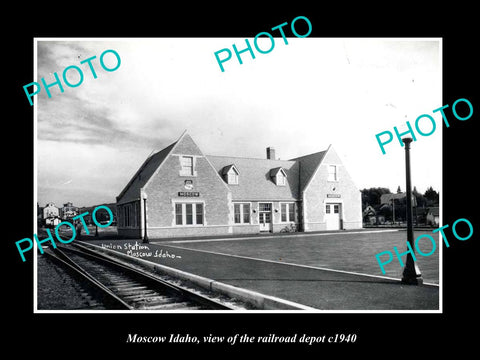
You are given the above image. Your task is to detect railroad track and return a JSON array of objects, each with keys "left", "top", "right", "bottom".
[{"left": 42, "top": 242, "right": 237, "bottom": 310}]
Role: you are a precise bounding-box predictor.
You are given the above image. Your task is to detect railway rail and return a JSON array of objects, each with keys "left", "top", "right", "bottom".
[{"left": 42, "top": 242, "right": 240, "bottom": 310}]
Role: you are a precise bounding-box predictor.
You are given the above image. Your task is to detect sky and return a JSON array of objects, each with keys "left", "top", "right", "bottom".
[{"left": 35, "top": 38, "right": 442, "bottom": 208}]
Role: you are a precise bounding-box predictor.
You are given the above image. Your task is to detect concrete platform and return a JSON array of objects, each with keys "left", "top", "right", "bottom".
[{"left": 83, "top": 232, "right": 439, "bottom": 311}]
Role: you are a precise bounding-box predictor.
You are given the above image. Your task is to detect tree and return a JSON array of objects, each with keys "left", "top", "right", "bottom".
[
  {"left": 424, "top": 186, "right": 439, "bottom": 206},
  {"left": 361, "top": 187, "right": 391, "bottom": 209},
  {"left": 396, "top": 185, "right": 402, "bottom": 194}
]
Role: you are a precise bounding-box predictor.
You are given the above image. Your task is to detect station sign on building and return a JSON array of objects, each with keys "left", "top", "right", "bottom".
[{"left": 116, "top": 132, "right": 362, "bottom": 239}]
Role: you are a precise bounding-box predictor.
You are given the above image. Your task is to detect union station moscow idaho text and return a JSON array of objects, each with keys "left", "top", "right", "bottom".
[{"left": 116, "top": 132, "right": 362, "bottom": 239}]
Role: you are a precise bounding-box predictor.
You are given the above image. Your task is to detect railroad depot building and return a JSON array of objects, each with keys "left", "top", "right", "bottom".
[{"left": 116, "top": 132, "right": 362, "bottom": 239}]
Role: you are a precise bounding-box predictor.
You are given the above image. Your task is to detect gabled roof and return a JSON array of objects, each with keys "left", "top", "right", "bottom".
[
  {"left": 269, "top": 167, "right": 287, "bottom": 177},
  {"left": 221, "top": 164, "right": 239, "bottom": 175},
  {"left": 380, "top": 193, "right": 417, "bottom": 207},
  {"left": 117, "top": 132, "right": 330, "bottom": 204},
  {"left": 380, "top": 193, "right": 416, "bottom": 203},
  {"left": 289, "top": 150, "right": 328, "bottom": 192},
  {"left": 116, "top": 141, "right": 176, "bottom": 204},
  {"left": 207, "top": 155, "right": 300, "bottom": 201},
  {"left": 363, "top": 205, "right": 376, "bottom": 216}
]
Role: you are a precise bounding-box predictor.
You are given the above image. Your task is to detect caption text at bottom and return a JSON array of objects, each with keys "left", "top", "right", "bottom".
[{"left": 126, "top": 333, "right": 357, "bottom": 345}]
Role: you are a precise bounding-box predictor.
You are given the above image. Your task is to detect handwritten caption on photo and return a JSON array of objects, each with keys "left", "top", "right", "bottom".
[{"left": 101, "top": 242, "right": 181, "bottom": 259}]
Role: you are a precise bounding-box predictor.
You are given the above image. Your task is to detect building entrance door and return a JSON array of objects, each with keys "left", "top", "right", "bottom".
[
  {"left": 259, "top": 203, "right": 272, "bottom": 232},
  {"left": 325, "top": 203, "right": 341, "bottom": 230}
]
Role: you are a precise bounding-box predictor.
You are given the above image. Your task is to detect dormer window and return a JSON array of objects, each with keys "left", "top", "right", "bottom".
[
  {"left": 221, "top": 164, "right": 239, "bottom": 185},
  {"left": 277, "top": 171, "right": 286, "bottom": 186},
  {"left": 270, "top": 167, "right": 287, "bottom": 186},
  {"left": 227, "top": 168, "right": 239, "bottom": 184}
]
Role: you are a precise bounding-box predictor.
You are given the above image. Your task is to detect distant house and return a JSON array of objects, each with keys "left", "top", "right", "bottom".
[
  {"left": 43, "top": 202, "right": 59, "bottom": 218},
  {"left": 363, "top": 205, "right": 375, "bottom": 217},
  {"left": 61, "top": 202, "right": 78, "bottom": 220},
  {"left": 378, "top": 193, "right": 417, "bottom": 224},
  {"left": 43, "top": 202, "right": 61, "bottom": 226},
  {"left": 425, "top": 207, "right": 439, "bottom": 226},
  {"left": 363, "top": 205, "right": 376, "bottom": 225}
]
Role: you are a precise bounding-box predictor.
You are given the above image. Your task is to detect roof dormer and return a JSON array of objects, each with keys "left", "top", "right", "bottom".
[
  {"left": 221, "top": 164, "right": 239, "bottom": 185},
  {"left": 270, "top": 167, "right": 287, "bottom": 186}
]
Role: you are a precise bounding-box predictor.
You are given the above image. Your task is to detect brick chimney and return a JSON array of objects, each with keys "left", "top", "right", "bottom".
[{"left": 266, "top": 147, "right": 276, "bottom": 160}]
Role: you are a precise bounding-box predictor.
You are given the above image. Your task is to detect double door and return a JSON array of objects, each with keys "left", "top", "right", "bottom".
[
  {"left": 325, "top": 203, "right": 341, "bottom": 230},
  {"left": 259, "top": 203, "right": 272, "bottom": 232}
]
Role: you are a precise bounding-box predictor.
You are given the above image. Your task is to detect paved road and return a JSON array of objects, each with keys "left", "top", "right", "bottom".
[
  {"left": 87, "top": 230, "right": 439, "bottom": 310},
  {"left": 161, "top": 229, "right": 440, "bottom": 284}
]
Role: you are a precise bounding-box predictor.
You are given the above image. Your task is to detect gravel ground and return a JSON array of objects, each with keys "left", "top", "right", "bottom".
[{"left": 37, "top": 254, "right": 106, "bottom": 310}]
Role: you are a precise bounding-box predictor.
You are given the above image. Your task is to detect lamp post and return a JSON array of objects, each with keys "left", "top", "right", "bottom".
[
  {"left": 143, "top": 193, "right": 149, "bottom": 244},
  {"left": 401, "top": 137, "right": 423, "bottom": 285}
]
